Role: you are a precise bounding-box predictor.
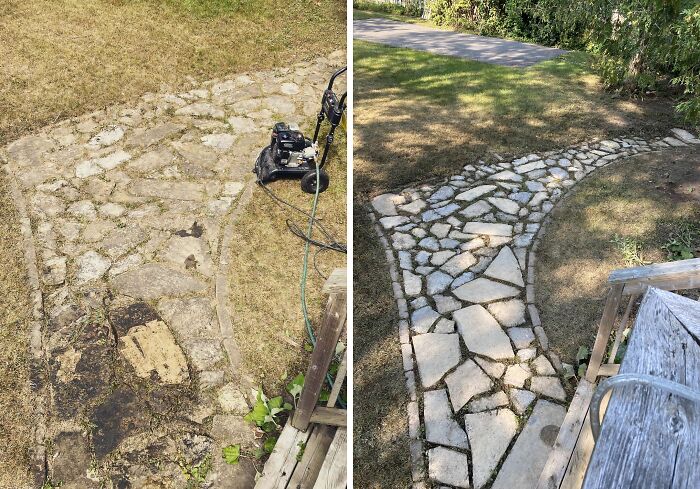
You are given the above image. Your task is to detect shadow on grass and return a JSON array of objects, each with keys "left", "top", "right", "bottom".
[
  {"left": 354, "top": 40, "right": 680, "bottom": 196},
  {"left": 536, "top": 146, "right": 700, "bottom": 364}
]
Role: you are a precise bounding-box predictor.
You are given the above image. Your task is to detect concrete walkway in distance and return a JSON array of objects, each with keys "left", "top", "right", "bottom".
[{"left": 353, "top": 18, "right": 567, "bottom": 68}]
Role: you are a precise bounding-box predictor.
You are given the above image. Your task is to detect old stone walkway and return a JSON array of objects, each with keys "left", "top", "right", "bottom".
[
  {"left": 1, "top": 50, "right": 345, "bottom": 488},
  {"left": 369, "top": 128, "right": 700, "bottom": 488},
  {"left": 353, "top": 18, "right": 567, "bottom": 67}
]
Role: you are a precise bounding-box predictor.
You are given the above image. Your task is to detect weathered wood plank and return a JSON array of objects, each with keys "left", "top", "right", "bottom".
[
  {"left": 293, "top": 292, "right": 347, "bottom": 431},
  {"left": 312, "top": 427, "right": 347, "bottom": 489},
  {"left": 608, "top": 257, "right": 700, "bottom": 284},
  {"left": 536, "top": 379, "right": 594, "bottom": 489},
  {"left": 287, "top": 425, "right": 336, "bottom": 489},
  {"left": 310, "top": 406, "right": 346, "bottom": 427},
  {"left": 255, "top": 423, "right": 312, "bottom": 489},
  {"left": 597, "top": 363, "right": 619, "bottom": 377},
  {"left": 585, "top": 284, "right": 624, "bottom": 382},
  {"left": 583, "top": 288, "right": 700, "bottom": 488},
  {"left": 326, "top": 350, "right": 347, "bottom": 408},
  {"left": 321, "top": 268, "right": 347, "bottom": 294},
  {"left": 560, "top": 391, "right": 611, "bottom": 489},
  {"left": 607, "top": 294, "right": 637, "bottom": 364}
]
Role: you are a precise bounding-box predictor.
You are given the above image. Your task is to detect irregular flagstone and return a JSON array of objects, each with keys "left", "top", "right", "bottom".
[
  {"left": 510, "top": 388, "right": 536, "bottom": 414},
  {"left": 441, "top": 251, "right": 477, "bottom": 276},
  {"left": 455, "top": 184, "right": 497, "bottom": 201},
  {"left": 467, "top": 390, "right": 509, "bottom": 413},
  {"left": 483, "top": 246, "right": 524, "bottom": 286},
  {"left": 372, "top": 193, "right": 402, "bottom": 216},
  {"left": 110, "top": 263, "right": 207, "bottom": 300},
  {"left": 465, "top": 409, "right": 519, "bottom": 489},
  {"left": 491, "top": 400, "right": 566, "bottom": 489},
  {"left": 412, "top": 333, "right": 460, "bottom": 387},
  {"left": 411, "top": 306, "right": 440, "bottom": 334},
  {"left": 475, "top": 357, "right": 506, "bottom": 378},
  {"left": 427, "top": 270, "right": 453, "bottom": 295},
  {"left": 454, "top": 305, "right": 514, "bottom": 360},
  {"left": 403, "top": 270, "right": 422, "bottom": 296},
  {"left": 488, "top": 299, "right": 526, "bottom": 327},
  {"left": 487, "top": 196, "right": 520, "bottom": 214},
  {"left": 463, "top": 222, "right": 512, "bottom": 236},
  {"left": 453, "top": 277, "right": 520, "bottom": 303},
  {"left": 445, "top": 359, "right": 493, "bottom": 411},
  {"left": 428, "top": 446, "right": 471, "bottom": 488},
  {"left": 118, "top": 320, "right": 189, "bottom": 384},
  {"left": 530, "top": 376, "right": 566, "bottom": 400},
  {"left": 129, "top": 179, "right": 205, "bottom": 201},
  {"left": 423, "top": 389, "right": 469, "bottom": 449}
]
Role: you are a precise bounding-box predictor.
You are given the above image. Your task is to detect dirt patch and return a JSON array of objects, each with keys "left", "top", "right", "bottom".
[
  {"left": 536, "top": 145, "right": 700, "bottom": 365},
  {"left": 353, "top": 205, "right": 412, "bottom": 489},
  {"left": 0, "top": 171, "right": 32, "bottom": 487}
]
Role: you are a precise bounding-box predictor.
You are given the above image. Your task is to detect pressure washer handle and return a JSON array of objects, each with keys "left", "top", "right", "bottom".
[{"left": 327, "top": 66, "right": 347, "bottom": 90}]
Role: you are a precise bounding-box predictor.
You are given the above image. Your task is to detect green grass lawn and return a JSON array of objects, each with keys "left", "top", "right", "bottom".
[{"left": 354, "top": 40, "right": 679, "bottom": 196}]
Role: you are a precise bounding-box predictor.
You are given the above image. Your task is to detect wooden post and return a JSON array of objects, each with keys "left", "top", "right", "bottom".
[
  {"left": 292, "top": 291, "right": 347, "bottom": 431},
  {"left": 585, "top": 284, "right": 624, "bottom": 382}
]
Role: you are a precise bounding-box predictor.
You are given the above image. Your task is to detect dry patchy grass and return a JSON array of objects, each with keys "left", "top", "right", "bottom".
[
  {"left": 228, "top": 132, "right": 347, "bottom": 397},
  {"left": 536, "top": 145, "right": 700, "bottom": 365},
  {"left": 0, "top": 0, "right": 346, "bottom": 145},
  {"left": 353, "top": 205, "right": 412, "bottom": 489},
  {"left": 0, "top": 172, "right": 32, "bottom": 488},
  {"left": 354, "top": 40, "right": 680, "bottom": 196}
]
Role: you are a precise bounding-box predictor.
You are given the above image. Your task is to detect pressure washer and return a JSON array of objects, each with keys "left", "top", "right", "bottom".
[{"left": 253, "top": 66, "right": 347, "bottom": 194}]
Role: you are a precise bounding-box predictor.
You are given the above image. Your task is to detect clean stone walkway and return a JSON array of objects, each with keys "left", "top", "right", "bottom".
[
  {"left": 1, "top": 50, "right": 345, "bottom": 488},
  {"left": 369, "top": 128, "right": 700, "bottom": 488},
  {"left": 353, "top": 18, "right": 567, "bottom": 67}
]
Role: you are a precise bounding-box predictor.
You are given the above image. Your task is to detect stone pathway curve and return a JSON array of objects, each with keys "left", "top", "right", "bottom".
[
  {"left": 353, "top": 18, "right": 567, "bottom": 67},
  {"left": 369, "top": 128, "right": 700, "bottom": 489},
  {"left": 1, "top": 50, "right": 345, "bottom": 488}
]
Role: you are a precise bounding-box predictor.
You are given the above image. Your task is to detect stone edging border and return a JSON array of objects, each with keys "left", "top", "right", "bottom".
[
  {"left": 3, "top": 165, "right": 49, "bottom": 486},
  {"left": 367, "top": 129, "right": 699, "bottom": 488}
]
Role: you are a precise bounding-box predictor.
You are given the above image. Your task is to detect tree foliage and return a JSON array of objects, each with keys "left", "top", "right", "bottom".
[{"left": 424, "top": 0, "right": 700, "bottom": 123}]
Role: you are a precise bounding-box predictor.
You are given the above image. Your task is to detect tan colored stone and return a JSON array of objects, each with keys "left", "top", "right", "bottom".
[{"left": 118, "top": 320, "right": 189, "bottom": 384}]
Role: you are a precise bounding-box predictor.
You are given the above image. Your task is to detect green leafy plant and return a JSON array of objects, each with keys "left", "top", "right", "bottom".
[
  {"left": 244, "top": 388, "right": 292, "bottom": 432},
  {"left": 180, "top": 455, "right": 212, "bottom": 488},
  {"left": 663, "top": 221, "right": 699, "bottom": 261},
  {"left": 286, "top": 373, "right": 305, "bottom": 406},
  {"left": 296, "top": 441, "right": 307, "bottom": 462},
  {"left": 222, "top": 445, "right": 240, "bottom": 465},
  {"left": 611, "top": 234, "right": 647, "bottom": 266},
  {"left": 575, "top": 345, "right": 591, "bottom": 378}
]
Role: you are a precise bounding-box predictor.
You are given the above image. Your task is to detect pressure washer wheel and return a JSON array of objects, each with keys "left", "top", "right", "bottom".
[{"left": 300, "top": 169, "right": 329, "bottom": 194}]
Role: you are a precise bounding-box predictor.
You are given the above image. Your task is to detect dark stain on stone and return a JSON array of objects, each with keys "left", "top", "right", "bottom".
[
  {"left": 175, "top": 221, "right": 203, "bottom": 238},
  {"left": 109, "top": 302, "right": 160, "bottom": 337},
  {"left": 51, "top": 431, "right": 96, "bottom": 486},
  {"left": 540, "top": 424, "right": 561, "bottom": 447},
  {"left": 90, "top": 387, "right": 149, "bottom": 460},
  {"left": 184, "top": 254, "right": 197, "bottom": 269},
  {"left": 50, "top": 323, "right": 115, "bottom": 420}
]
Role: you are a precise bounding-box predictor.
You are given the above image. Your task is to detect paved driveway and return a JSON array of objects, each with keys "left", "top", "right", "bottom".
[{"left": 353, "top": 18, "right": 567, "bottom": 67}]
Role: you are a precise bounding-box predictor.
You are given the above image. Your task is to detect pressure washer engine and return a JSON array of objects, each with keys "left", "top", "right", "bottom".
[{"left": 254, "top": 66, "right": 347, "bottom": 194}]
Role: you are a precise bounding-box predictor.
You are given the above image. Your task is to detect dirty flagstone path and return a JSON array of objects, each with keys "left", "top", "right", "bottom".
[
  {"left": 1, "top": 50, "right": 345, "bottom": 488},
  {"left": 369, "top": 128, "right": 700, "bottom": 488}
]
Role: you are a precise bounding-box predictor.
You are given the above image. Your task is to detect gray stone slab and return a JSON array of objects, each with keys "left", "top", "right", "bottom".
[
  {"left": 454, "top": 305, "right": 514, "bottom": 360},
  {"left": 445, "top": 359, "right": 493, "bottom": 411},
  {"left": 453, "top": 277, "right": 520, "bottom": 303},
  {"left": 491, "top": 400, "right": 566, "bottom": 489},
  {"left": 413, "top": 333, "right": 460, "bottom": 387},
  {"left": 465, "top": 409, "right": 519, "bottom": 488},
  {"left": 110, "top": 263, "right": 207, "bottom": 300},
  {"left": 424, "top": 389, "right": 469, "bottom": 449},
  {"left": 428, "top": 446, "right": 470, "bottom": 488},
  {"left": 483, "top": 246, "right": 524, "bottom": 286},
  {"left": 488, "top": 299, "right": 526, "bottom": 327},
  {"left": 354, "top": 18, "right": 566, "bottom": 67},
  {"left": 411, "top": 306, "right": 440, "bottom": 334}
]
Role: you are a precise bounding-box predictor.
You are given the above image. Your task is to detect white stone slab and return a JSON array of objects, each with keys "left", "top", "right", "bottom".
[
  {"left": 463, "top": 222, "right": 513, "bottom": 237},
  {"left": 484, "top": 246, "right": 524, "bottom": 286},
  {"left": 454, "top": 305, "right": 514, "bottom": 360},
  {"left": 428, "top": 446, "right": 471, "bottom": 488},
  {"left": 455, "top": 184, "right": 496, "bottom": 202},
  {"left": 465, "top": 409, "right": 519, "bottom": 488},
  {"left": 445, "top": 359, "right": 493, "bottom": 411},
  {"left": 413, "top": 333, "right": 460, "bottom": 387},
  {"left": 453, "top": 278, "right": 520, "bottom": 303},
  {"left": 424, "top": 389, "right": 469, "bottom": 449}
]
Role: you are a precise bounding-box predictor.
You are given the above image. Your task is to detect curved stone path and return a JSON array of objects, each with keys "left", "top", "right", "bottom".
[
  {"left": 369, "top": 128, "right": 700, "bottom": 489},
  {"left": 1, "top": 50, "right": 345, "bottom": 488}
]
